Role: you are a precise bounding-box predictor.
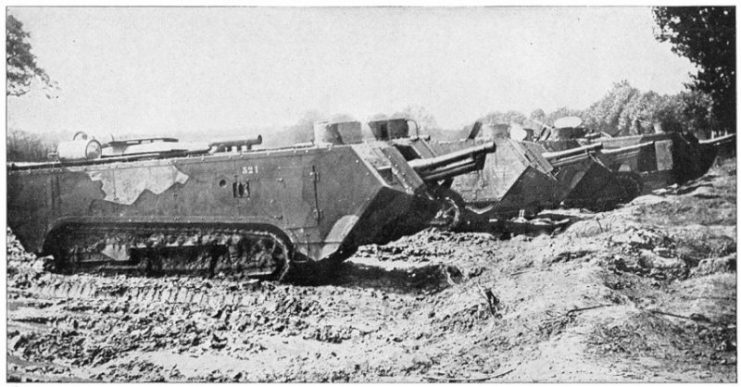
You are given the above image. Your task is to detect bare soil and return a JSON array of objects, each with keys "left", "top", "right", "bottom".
[{"left": 6, "top": 158, "right": 737, "bottom": 382}]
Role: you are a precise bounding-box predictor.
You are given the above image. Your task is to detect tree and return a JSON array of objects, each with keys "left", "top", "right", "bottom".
[
  {"left": 620, "top": 91, "right": 664, "bottom": 135},
  {"left": 479, "top": 110, "right": 527, "bottom": 126},
  {"left": 677, "top": 90, "right": 715, "bottom": 137},
  {"left": 583, "top": 80, "right": 641, "bottom": 136},
  {"left": 529, "top": 108, "right": 547, "bottom": 124},
  {"left": 652, "top": 94, "right": 685, "bottom": 134},
  {"left": 7, "top": 14, "right": 56, "bottom": 97},
  {"left": 7, "top": 129, "right": 54, "bottom": 161},
  {"left": 261, "top": 110, "right": 326, "bottom": 147},
  {"left": 653, "top": 7, "right": 735, "bottom": 132}
]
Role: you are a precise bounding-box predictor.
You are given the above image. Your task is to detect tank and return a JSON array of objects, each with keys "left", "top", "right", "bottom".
[
  {"left": 367, "top": 120, "right": 563, "bottom": 219},
  {"left": 539, "top": 143, "right": 642, "bottom": 210},
  {"left": 380, "top": 119, "right": 638, "bottom": 219},
  {"left": 7, "top": 132, "right": 495, "bottom": 282},
  {"left": 535, "top": 117, "right": 736, "bottom": 191},
  {"left": 426, "top": 136, "right": 564, "bottom": 218},
  {"left": 578, "top": 133, "right": 697, "bottom": 191},
  {"left": 314, "top": 118, "right": 497, "bottom": 228}
]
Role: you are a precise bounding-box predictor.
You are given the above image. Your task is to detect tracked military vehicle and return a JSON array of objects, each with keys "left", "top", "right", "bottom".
[
  {"left": 536, "top": 116, "right": 736, "bottom": 192},
  {"left": 369, "top": 118, "right": 641, "bottom": 220},
  {"left": 421, "top": 123, "right": 566, "bottom": 219},
  {"left": 7, "top": 128, "right": 494, "bottom": 281},
  {"left": 538, "top": 143, "right": 642, "bottom": 210},
  {"left": 364, "top": 119, "right": 566, "bottom": 219},
  {"left": 579, "top": 132, "right": 735, "bottom": 190}
]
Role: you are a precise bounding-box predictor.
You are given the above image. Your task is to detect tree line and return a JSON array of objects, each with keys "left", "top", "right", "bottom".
[{"left": 468, "top": 80, "right": 718, "bottom": 139}]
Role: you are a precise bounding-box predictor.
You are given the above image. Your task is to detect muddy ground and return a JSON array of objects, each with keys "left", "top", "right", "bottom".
[{"left": 6, "top": 158, "right": 737, "bottom": 382}]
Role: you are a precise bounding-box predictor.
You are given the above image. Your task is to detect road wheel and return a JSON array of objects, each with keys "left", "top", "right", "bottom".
[{"left": 431, "top": 188, "right": 465, "bottom": 231}]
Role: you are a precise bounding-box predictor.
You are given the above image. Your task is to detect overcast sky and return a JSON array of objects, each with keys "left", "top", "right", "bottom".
[{"left": 7, "top": 7, "right": 696, "bottom": 137}]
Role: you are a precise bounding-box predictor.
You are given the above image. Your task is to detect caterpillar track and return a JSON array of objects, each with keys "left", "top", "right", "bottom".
[
  {"left": 9, "top": 130, "right": 497, "bottom": 284},
  {"left": 48, "top": 224, "right": 295, "bottom": 281}
]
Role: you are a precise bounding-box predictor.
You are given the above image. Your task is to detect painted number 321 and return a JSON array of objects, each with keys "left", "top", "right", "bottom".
[{"left": 241, "top": 165, "right": 259, "bottom": 174}]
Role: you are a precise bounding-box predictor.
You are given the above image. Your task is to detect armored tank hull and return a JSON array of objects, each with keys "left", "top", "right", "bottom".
[
  {"left": 539, "top": 144, "right": 641, "bottom": 210},
  {"left": 540, "top": 132, "right": 735, "bottom": 193},
  {"left": 416, "top": 137, "right": 637, "bottom": 218},
  {"left": 388, "top": 133, "right": 634, "bottom": 220},
  {"left": 8, "top": 138, "right": 494, "bottom": 281},
  {"left": 425, "top": 138, "right": 565, "bottom": 218}
]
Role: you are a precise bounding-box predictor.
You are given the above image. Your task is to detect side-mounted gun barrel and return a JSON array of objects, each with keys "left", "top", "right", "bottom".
[
  {"left": 600, "top": 141, "right": 655, "bottom": 155},
  {"left": 542, "top": 143, "right": 603, "bottom": 167}
]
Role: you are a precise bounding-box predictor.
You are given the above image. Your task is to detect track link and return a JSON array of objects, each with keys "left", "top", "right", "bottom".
[{"left": 50, "top": 224, "right": 292, "bottom": 281}]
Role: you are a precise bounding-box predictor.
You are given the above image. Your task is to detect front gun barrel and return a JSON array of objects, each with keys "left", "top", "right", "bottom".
[{"left": 409, "top": 141, "right": 496, "bottom": 183}]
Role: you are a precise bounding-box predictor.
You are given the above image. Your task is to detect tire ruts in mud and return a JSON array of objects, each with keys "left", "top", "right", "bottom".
[
  {"left": 22, "top": 278, "right": 269, "bottom": 311},
  {"left": 48, "top": 224, "right": 293, "bottom": 281}
]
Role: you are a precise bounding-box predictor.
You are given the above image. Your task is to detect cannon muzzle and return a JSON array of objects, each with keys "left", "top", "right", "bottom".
[
  {"left": 209, "top": 135, "right": 263, "bottom": 152},
  {"left": 542, "top": 143, "right": 603, "bottom": 167},
  {"left": 409, "top": 141, "right": 496, "bottom": 183}
]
